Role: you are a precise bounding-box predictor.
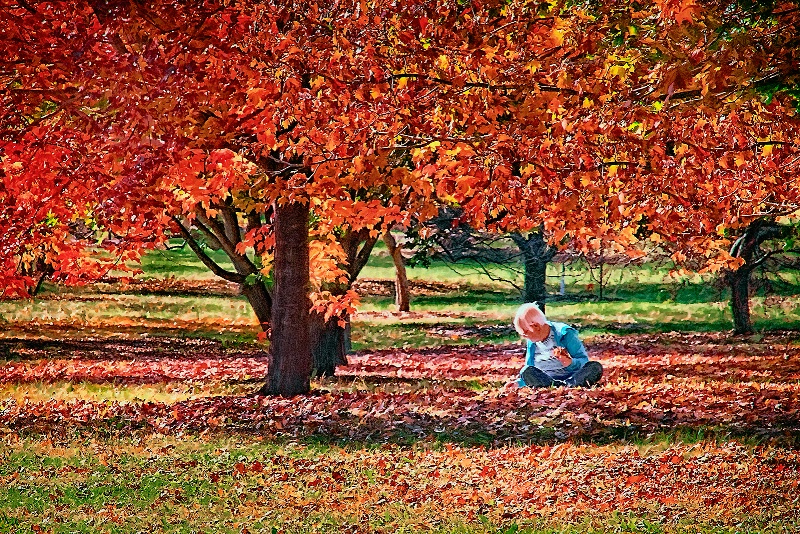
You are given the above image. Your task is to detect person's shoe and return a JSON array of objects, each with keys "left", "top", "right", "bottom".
[
  {"left": 571, "top": 361, "right": 603, "bottom": 387},
  {"left": 521, "top": 366, "right": 555, "bottom": 388}
]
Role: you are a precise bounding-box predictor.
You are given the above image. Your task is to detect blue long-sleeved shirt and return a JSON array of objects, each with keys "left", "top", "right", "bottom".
[{"left": 519, "top": 321, "right": 588, "bottom": 383}]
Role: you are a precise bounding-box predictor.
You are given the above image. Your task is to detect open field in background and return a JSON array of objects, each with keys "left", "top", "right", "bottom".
[
  {"left": 2, "top": 244, "right": 800, "bottom": 533},
  {"left": 2, "top": 243, "right": 800, "bottom": 349},
  {"left": 4, "top": 287, "right": 800, "bottom": 350}
]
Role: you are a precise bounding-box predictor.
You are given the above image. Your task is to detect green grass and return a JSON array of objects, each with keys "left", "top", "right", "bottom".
[
  {"left": 362, "top": 252, "right": 511, "bottom": 288},
  {"left": 350, "top": 320, "right": 516, "bottom": 351},
  {"left": 3, "top": 244, "right": 800, "bottom": 351},
  {"left": 0, "top": 293, "right": 254, "bottom": 323},
  {"left": 352, "top": 294, "right": 800, "bottom": 350},
  {"left": 137, "top": 243, "right": 238, "bottom": 280},
  {"left": 0, "top": 292, "right": 258, "bottom": 342}
]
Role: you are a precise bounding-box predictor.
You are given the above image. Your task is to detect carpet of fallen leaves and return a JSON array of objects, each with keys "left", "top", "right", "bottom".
[
  {"left": 1, "top": 332, "right": 800, "bottom": 529},
  {"left": 1, "top": 332, "right": 799, "bottom": 444}
]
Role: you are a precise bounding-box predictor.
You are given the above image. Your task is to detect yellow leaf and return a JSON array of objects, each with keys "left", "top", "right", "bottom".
[{"left": 608, "top": 65, "right": 627, "bottom": 79}]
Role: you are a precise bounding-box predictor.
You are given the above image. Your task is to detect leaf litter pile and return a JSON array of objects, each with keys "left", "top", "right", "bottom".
[{"left": 1, "top": 333, "right": 800, "bottom": 530}]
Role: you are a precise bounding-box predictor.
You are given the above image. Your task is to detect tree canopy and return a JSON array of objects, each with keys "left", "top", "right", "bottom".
[{"left": 2, "top": 0, "right": 800, "bottom": 393}]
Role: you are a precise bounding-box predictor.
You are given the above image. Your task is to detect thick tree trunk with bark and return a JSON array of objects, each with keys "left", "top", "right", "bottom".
[
  {"left": 383, "top": 231, "right": 410, "bottom": 312},
  {"left": 260, "top": 201, "right": 311, "bottom": 396},
  {"left": 174, "top": 201, "right": 381, "bottom": 385},
  {"left": 511, "top": 230, "right": 556, "bottom": 312}
]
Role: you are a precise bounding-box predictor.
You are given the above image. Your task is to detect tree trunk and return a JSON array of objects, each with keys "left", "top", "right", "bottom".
[
  {"left": 383, "top": 231, "right": 410, "bottom": 312},
  {"left": 598, "top": 260, "right": 605, "bottom": 301},
  {"left": 523, "top": 258, "right": 548, "bottom": 311},
  {"left": 511, "top": 229, "right": 556, "bottom": 312},
  {"left": 725, "top": 220, "right": 786, "bottom": 336},
  {"left": 260, "top": 201, "right": 311, "bottom": 396},
  {"left": 305, "top": 227, "right": 376, "bottom": 377},
  {"left": 729, "top": 267, "right": 753, "bottom": 335},
  {"left": 241, "top": 279, "right": 272, "bottom": 329},
  {"left": 245, "top": 276, "right": 349, "bottom": 379},
  {"left": 310, "top": 312, "right": 349, "bottom": 377},
  {"left": 31, "top": 265, "right": 53, "bottom": 296},
  {"left": 177, "top": 199, "right": 349, "bottom": 387}
]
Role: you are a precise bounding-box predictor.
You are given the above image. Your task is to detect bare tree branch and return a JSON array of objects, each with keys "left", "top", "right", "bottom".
[{"left": 170, "top": 216, "right": 245, "bottom": 283}]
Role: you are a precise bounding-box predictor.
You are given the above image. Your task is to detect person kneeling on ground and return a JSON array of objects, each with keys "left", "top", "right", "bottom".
[{"left": 513, "top": 302, "right": 603, "bottom": 388}]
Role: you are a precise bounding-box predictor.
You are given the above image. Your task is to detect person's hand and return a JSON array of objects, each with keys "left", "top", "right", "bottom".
[
  {"left": 553, "top": 347, "right": 572, "bottom": 367},
  {"left": 502, "top": 379, "right": 519, "bottom": 391}
]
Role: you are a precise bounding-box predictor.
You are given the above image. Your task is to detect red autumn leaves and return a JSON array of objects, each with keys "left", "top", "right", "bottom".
[{"left": 1, "top": 333, "right": 798, "bottom": 443}]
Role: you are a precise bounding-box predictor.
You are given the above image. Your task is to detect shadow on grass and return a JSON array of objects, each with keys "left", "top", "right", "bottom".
[
  {"left": 0, "top": 331, "right": 261, "bottom": 362},
  {"left": 6, "top": 389, "right": 800, "bottom": 450}
]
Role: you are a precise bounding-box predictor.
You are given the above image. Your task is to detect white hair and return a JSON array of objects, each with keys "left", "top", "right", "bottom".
[{"left": 513, "top": 302, "right": 546, "bottom": 336}]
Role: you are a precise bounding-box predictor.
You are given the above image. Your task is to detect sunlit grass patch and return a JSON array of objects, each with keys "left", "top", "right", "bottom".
[
  {"left": 350, "top": 318, "right": 517, "bottom": 351},
  {"left": 138, "top": 244, "right": 237, "bottom": 281},
  {"left": 0, "top": 381, "right": 252, "bottom": 404},
  {"left": 0, "top": 293, "right": 257, "bottom": 326},
  {"left": 3, "top": 245, "right": 800, "bottom": 347}
]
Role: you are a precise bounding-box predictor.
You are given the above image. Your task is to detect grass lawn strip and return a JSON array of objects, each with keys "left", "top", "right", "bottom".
[{"left": 1, "top": 435, "right": 798, "bottom": 533}]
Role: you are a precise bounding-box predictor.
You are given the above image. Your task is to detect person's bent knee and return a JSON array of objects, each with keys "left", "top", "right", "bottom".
[{"left": 572, "top": 360, "right": 602, "bottom": 387}]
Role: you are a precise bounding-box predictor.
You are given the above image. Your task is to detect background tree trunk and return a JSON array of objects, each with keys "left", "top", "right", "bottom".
[
  {"left": 260, "top": 201, "right": 311, "bottom": 396},
  {"left": 523, "top": 258, "right": 548, "bottom": 311},
  {"left": 511, "top": 229, "right": 556, "bottom": 312},
  {"left": 726, "top": 220, "right": 787, "bottom": 335},
  {"left": 729, "top": 268, "right": 752, "bottom": 335},
  {"left": 310, "top": 312, "right": 349, "bottom": 377},
  {"left": 383, "top": 231, "right": 410, "bottom": 312},
  {"left": 241, "top": 280, "right": 272, "bottom": 329},
  {"left": 309, "top": 228, "right": 378, "bottom": 377}
]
